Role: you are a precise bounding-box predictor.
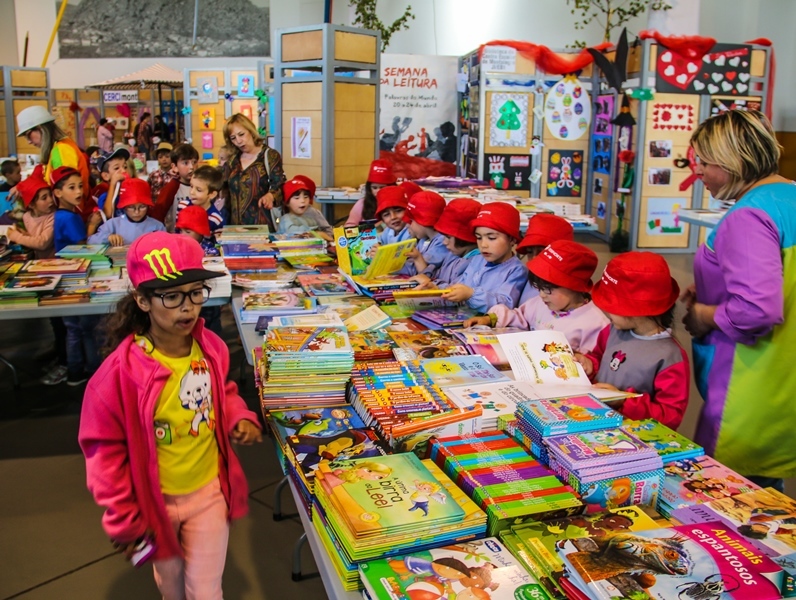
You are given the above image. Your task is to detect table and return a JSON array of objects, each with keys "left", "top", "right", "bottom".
[
  {"left": 678, "top": 208, "right": 726, "bottom": 229},
  {"left": 230, "top": 290, "right": 260, "bottom": 367},
  {"left": 314, "top": 194, "right": 358, "bottom": 223}
]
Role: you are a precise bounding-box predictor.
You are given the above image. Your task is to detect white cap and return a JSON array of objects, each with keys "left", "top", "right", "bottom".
[{"left": 16, "top": 105, "right": 55, "bottom": 136}]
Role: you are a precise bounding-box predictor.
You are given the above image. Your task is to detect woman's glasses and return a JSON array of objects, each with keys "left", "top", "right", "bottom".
[{"left": 152, "top": 286, "right": 211, "bottom": 308}]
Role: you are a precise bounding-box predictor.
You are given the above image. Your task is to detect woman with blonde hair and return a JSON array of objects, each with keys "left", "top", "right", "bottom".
[
  {"left": 682, "top": 109, "right": 796, "bottom": 493},
  {"left": 222, "top": 113, "right": 286, "bottom": 227}
]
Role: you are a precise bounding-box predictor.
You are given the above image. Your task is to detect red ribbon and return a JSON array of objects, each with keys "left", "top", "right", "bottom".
[{"left": 478, "top": 40, "right": 611, "bottom": 75}]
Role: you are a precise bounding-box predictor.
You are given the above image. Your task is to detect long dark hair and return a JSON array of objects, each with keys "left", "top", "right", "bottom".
[
  {"left": 362, "top": 182, "right": 379, "bottom": 221},
  {"left": 651, "top": 305, "right": 676, "bottom": 332},
  {"left": 102, "top": 290, "right": 152, "bottom": 355}
]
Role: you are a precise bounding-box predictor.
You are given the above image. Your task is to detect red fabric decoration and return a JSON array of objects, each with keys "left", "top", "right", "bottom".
[
  {"left": 478, "top": 40, "right": 611, "bottom": 75},
  {"left": 745, "top": 38, "right": 775, "bottom": 119},
  {"left": 619, "top": 150, "right": 635, "bottom": 164},
  {"left": 379, "top": 151, "right": 456, "bottom": 181},
  {"left": 116, "top": 103, "right": 131, "bottom": 118},
  {"left": 69, "top": 101, "right": 82, "bottom": 112},
  {"left": 639, "top": 31, "right": 717, "bottom": 60}
]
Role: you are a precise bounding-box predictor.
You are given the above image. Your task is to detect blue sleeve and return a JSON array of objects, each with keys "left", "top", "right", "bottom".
[
  {"left": 421, "top": 242, "right": 451, "bottom": 277},
  {"left": 467, "top": 261, "right": 528, "bottom": 312},
  {"left": 97, "top": 192, "right": 107, "bottom": 212},
  {"left": 87, "top": 219, "right": 117, "bottom": 244},
  {"left": 55, "top": 213, "right": 87, "bottom": 252},
  {"left": 207, "top": 206, "right": 225, "bottom": 233},
  {"left": 378, "top": 229, "right": 390, "bottom": 245}
]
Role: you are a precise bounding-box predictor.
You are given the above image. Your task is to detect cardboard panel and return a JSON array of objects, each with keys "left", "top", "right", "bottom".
[
  {"left": 484, "top": 91, "right": 534, "bottom": 155},
  {"left": 282, "top": 82, "right": 323, "bottom": 111},
  {"left": 281, "top": 110, "right": 323, "bottom": 140},
  {"left": 334, "top": 82, "right": 376, "bottom": 112},
  {"left": 11, "top": 69, "right": 47, "bottom": 88},
  {"left": 282, "top": 31, "right": 323, "bottom": 62},
  {"left": 334, "top": 165, "right": 369, "bottom": 187},
  {"left": 334, "top": 110, "right": 374, "bottom": 139},
  {"left": 281, "top": 137, "right": 322, "bottom": 169},
  {"left": 334, "top": 138, "right": 375, "bottom": 167},
  {"left": 751, "top": 49, "right": 766, "bottom": 77},
  {"left": 334, "top": 31, "right": 377, "bottom": 64}
]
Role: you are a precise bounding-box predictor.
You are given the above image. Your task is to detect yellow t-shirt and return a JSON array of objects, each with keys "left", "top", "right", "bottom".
[{"left": 136, "top": 336, "right": 219, "bottom": 495}]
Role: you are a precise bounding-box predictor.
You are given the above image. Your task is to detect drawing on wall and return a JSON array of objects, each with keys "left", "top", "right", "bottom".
[
  {"left": 656, "top": 43, "right": 753, "bottom": 96},
  {"left": 200, "top": 108, "right": 215, "bottom": 130},
  {"left": 56, "top": 0, "right": 270, "bottom": 58},
  {"left": 646, "top": 197, "right": 685, "bottom": 235},
  {"left": 291, "top": 117, "right": 312, "bottom": 159},
  {"left": 484, "top": 154, "right": 532, "bottom": 191},
  {"left": 651, "top": 102, "right": 695, "bottom": 131},
  {"left": 201, "top": 132, "right": 213, "bottom": 149},
  {"left": 237, "top": 75, "right": 254, "bottom": 97},
  {"left": 197, "top": 77, "right": 219, "bottom": 104},
  {"left": 488, "top": 93, "right": 529, "bottom": 148},
  {"left": 546, "top": 150, "right": 583, "bottom": 197},
  {"left": 545, "top": 75, "right": 591, "bottom": 141}
]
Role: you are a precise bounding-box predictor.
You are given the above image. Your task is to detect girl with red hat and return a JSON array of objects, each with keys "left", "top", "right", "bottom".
[
  {"left": 516, "top": 213, "right": 575, "bottom": 304},
  {"left": 277, "top": 175, "right": 333, "bottom": 239},
  {"left": 88, "top": 178, "right": 165, "bottom": 246},
  {"left": 345, "top": 159, "right": 397, "bottom": 227},
  {"left": 375, "top": 185, "right": 412, "bottom": 245},
  {"left": 576, "top": 252, "right": 690, "bottom": 430},
  {"left": 466, "top": 240, "right": 609, "bottom": 353},
  {"left": 441, "top": 202, "right": 527, "bottom": 312}
]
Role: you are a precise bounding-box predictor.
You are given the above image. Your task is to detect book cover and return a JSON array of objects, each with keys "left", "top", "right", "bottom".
[
  {"left": 296, "top": 272, "right": 358, "bottom": 296},
  {"left": 546, "top": 428, "right": 657, "bottom": 469},
  {"left": 343, "top": 304, "right": 392, "bottom": 332},
  {"left": 497, "top": 330, "right": 591, "bottom": 386},
  {"left": 392, "top": 288, "right": 458, "bottom": 311},
  {"left": 557, "top": 522, "right": 787, "bottom": 599},
  {"left": 220, "top": 242, "right": 276, "bottom": 256},
  {"left": 1, "top": 274, "right": 61, "bottom": 293},
  {"left": 334, "top": 225, "right": 379, "bottom": 276},
  {"left": 419, "top": 355, "right": 510, "bottom": 388},
  {"left": 362, "top": 238, "right": 417, "bottom": 279},
  {"left": 660, "top": 456, "right": 761, "bottom": 510},
  {"left": 517, "top": 395, "right": 623, "bottom": 436},
  {"left": 22, "top": 258, "right": 88, "bottom": 274},
  {"left": 412, "top": 306, "right": 481, "bottom": 329},
  {"left": 623, "top": 418, "right": 705, "bottom": 464},
  {"left": 286, "top": 426, "right": 390, "bottom": 478},
  {"left": 388, "top": 330, "right": 469, "bottom": 361},
  {"left": 266, "top": 405, "right": 366, "bottom": 446},
  {"left": 241, "top": 290, "right": 313, "bottom": 311},
  {"left": 265, "top": 326, "right": 353, "bottom": 354},
  {"left": 56, "top": 244, "right": 108, "bottom": 256}
]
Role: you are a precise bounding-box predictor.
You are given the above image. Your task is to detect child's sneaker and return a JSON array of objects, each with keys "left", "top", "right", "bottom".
[
  {"left": 66, "top": 372, "right": 89, "bottom": 387},
  {"left": 41, "top": 364, "right": 67, "bottom": 386}
]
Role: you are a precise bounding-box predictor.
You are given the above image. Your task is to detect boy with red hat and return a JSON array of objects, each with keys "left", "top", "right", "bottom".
[
  {"left": 345, "top": 159, "right": 397, "bottom": 227},
  {"left": 466, "top": 240, "right": 609, "bottom": 352},
  {"left": 517, "top": 213, "right": 575, "bottom": 304},
  {"left": 375, "top": 186, "right": 411, "bottom": 245},
  {"left": 7, "top": 173, "right": 56, "bottom": 258},
  {"left": 88, "top": 178, "right": 165, "bottom": 246},
  {"left": 176, "top": 204, "right": 216, "bottom": 253},
  {"left": 398, "top": 191, "right": 454, "bottom": 277},
  {"left": 442, "top": 202, "right": 527, "bottom": 312},
  {"left": 410, "top": 198, "right": 481, "bottom": 288},
  {"left": 277, "top": 175, "right": 332, "bottom": 239}
]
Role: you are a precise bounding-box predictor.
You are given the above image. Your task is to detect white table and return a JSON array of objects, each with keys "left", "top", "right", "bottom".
[
  {"left": 314, "top": 194, "right": 358, "bottom": 223},
  {"left": 678, "top": 208, "right": 726, "bottom": 229},
  {"left": 230, "top": 290, "right": 261, "bottom": 367}
]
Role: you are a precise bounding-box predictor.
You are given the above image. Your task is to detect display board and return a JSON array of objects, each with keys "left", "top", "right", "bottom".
[{"left": 1, "top": 67, "right": 51, "bottom": 159}]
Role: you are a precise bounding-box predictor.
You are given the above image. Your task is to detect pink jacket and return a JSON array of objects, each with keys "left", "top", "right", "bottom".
[
  {"left": 7, "top": 212, "right": 55, "bottom": 258},
  {"left": 78, "top": 320, "right": 260, "bottom": 561}
]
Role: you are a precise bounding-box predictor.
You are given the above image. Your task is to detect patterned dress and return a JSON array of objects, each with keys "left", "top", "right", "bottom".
[{"left": 224, "top": 145, "right": 285, "bottom": 228}]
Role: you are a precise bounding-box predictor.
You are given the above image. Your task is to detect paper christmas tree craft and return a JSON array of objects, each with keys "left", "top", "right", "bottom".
[{"left": 496, "top": 99, "right": 522, "bottom": 139}]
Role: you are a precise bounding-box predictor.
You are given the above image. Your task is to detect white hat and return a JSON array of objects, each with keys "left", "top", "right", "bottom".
[{"left": 16, "top": 105, "right": 55, "bottom": 136}]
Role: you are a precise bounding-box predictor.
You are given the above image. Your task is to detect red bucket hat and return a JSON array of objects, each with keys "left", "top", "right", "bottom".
[
  {"left": 16, "top": 174, "right": 50, "bottom": 208},
  {"left": 402, "top": 191, "right": 446, "bottom": 227},
  {"left": 518, "top": 213, "right": 574, "bottom": 253},
  {"left": 398, "top": 180, "right": 422, "bottom": 198},
  {"left": 117, "top": 178, "right": 154, "bottom": 209},
  {"left": 176, "top": 205, "right": 211, "bottom": 237},
  {"left": 528, "top": 240, "right": 598, "bottom": 293},
  {"left": 592, "top": 252, "right": 680, "bottom": 317},
  {"left": 367, "top": 159, "right": 396, "bottom": 185},
  {"left": 376, "top": 186, "right": 408, "bottom": 217},
  {"left": 283, "top": 175, "right": 316, "bottom": 203},
  {"left": 470, "top": 202, "right": 521, "bottom": 242},
  {"left": 128, "top": 231, "right": 222, "bottom": 289},
  {"left": 435, "top": 198, "right": 482, "bottom": 243}
]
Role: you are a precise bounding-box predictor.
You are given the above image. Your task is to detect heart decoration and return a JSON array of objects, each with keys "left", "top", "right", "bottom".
[
  {"left": 656, "top": 51, "right": 702, "bottom": 90},
  {"left": 664, "top": 65, "right": 675, "bottom": 76},
  {"left": 651, "top": 103, "right": 695, "bottom": 130},
  {"left": 737, "top": 83, "right": 749, "bottom": 93},
  {"left": 708, "top": 84, "right": 720, "bottom": 94},
  {"left": 715, "top": 55, "right": 726, "bottom": 67},
  {"left": 693, "top": 80, "right": 706, "bottom": 91},
  {"left": 729, "top": 57, "right": 740, "bottom": 67},
  {"left": 712, "top": 73, "right": 724, "bottom": 83},
  {"left": 725, "top": 72, "right": 737, "bottom": 81},
  {"left": 738, "top": 73, "right": 750, "bottom": 82},
  {"left": 721, "top": 81, "right": 733, "bottom": 92},
  {"left": 687, "top": 62, "right": 699, "bottom": 74}
]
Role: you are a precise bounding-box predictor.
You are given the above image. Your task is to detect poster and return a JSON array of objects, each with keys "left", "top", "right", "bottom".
[
  {"left": 546, "top": 150, "right": 584, "bottom": 197},
  {"left": 656, "top": 43, "right": 753, "bottom": 96},
  {"left": 592, "top": 94, "right": 614, "bottom": 175},
  {"left": 544, "top": 75, "right": 591, "bottom": 141},
  {"left": 484, "top": 154, "right": 532, "bottom": 191},
  {"left": 201, "top": 132, "right": 214, "bottom": 149},
  {"left": 488, "top": 92, "right": 529, "bottom": 148},
  {"left": 200, "top": 108, "right": 215, "bottom": 130},
  {"left": 196, "top": 77, "right": 218, "bottom": 104},
  {"left": 646, "top": 197, "right": 685, "bottom": 235},
  {"left": 237, "top": 75, "right": 254, "bottom": 97},
  {"left": 291, "top": 117, "right": 311, "bottom": 159},
  {"left": 240, "top": 104, "right": 254, "bottom": 121},
  {"left": 651, "top": 102, "right": 695, "bottom": 131}
]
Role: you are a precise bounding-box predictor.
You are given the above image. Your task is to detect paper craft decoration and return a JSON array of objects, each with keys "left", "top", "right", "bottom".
[
  {"left": 200, "top": 108, "right": 215, "bottom": 130},
  {"left": 646, "top": 197, "right": 685, "bottom": 235},
  {"left": 544, "top": 74, "right": 591, "bottom": 141},
  {"left": 488, "top": 92, "right": 529, "bottom": 147},
  {"left": 657, "top": 43, "right": 753, "bottom": 96},
  {"left": 587, "top": 28, "right": 633, "bottom": 127},
  {"left": 711, "top": 96, "right": 761, "bottom": 116},
  {"left": 237, "top": 74, "right": 254, "bottom": 97},
  {"left": 651, "top": 102, "right": 694, "bottom": 131},
  {"left": 196, "top": 77, "right": 219, "bottom": 104},
  {"left": 485, "top": 154, "right": 532, "bottom": 191},
  {"left": 201, "top": 132, "right": 213, "bottom": 149},
  {"left": 546, "top": 149, "right": 583, "bottom": 197},
  {"left": 240, "top": 104, "right": 254, "bottom": 121},
  {"left": 291, "top": 116, "right": 311, "bottom": 159},
  {"left": 592, "top": 94, "right": 614, "bottom": 176}
]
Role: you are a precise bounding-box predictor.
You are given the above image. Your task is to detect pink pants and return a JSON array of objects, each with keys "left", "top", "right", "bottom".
[{"left": 152, "top": 478, "right": 230, "bottom": 600}]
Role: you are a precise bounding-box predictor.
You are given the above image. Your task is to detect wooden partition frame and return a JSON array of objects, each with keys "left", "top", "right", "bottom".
[{"left": 1, "top": 67, "right": 51, "bottom": 158}]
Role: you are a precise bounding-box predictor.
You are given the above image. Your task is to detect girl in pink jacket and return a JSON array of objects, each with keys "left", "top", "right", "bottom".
[{"left": 79, "top": 232, "right": 261, "bottom": 599}]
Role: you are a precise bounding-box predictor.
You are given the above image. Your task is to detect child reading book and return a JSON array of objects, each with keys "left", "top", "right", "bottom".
[
  {"left": 345, "top": 159, "right": 397, "bottom": 226},
  {"left": 375, "top": 186, "right": 411, "bottom": 245},
  {"left": 176, "top": 205, "right": 217, "bottom": 256},
  {"left": 152, "top": 143, "right": 198, "bottom": 231},
  {"left": 79, "top": 232, "right": 261, "bottom": 599},
  {"left": 96, "top": 147, "right": 131, "bottom": 220},
  {"left": 277, "top": 175, "right": 332, "bottom": 238},
  {"left": 88, "top": 178, "right": 165, "bottom": 246},
  {"left": 410, "top": 197, "right": 481, "bottom": 289},
  {"left": 441, "top": 202, "right": 527, "bottom": 312},
  {"left": 466, "top": 240, "right": 609, "bottom": 352},
  {"left": 176, "top": 165, "right": 225, "bottom": 234},
  {"left": 576, "top": 252, "right": 690, "bottom": 429},
  {"left": 517, "top": 213, "right": 574, "bottom": 304},
  {"left": 399, "top": 191, "right": 453, "bottom": 277}
]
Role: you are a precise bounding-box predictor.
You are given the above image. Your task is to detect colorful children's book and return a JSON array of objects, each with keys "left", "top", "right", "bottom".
[
  {"left": 419, "top": 355, "right": 510, "bottom": 388},
  {"left": 545, "top": 428, "right": 659, "bottom": 470},
  {"left": 219, "top": 242, "right": 277, "bottom": 256},
  {"left": 497, "top": 330, "right": 591, "bottom": 385},
  {"left": 266, "top": 405, "right": 367, "bottom": 446},
  {"left": 343, "top": 304, "right": 392, "bottom": 332},
  {"left": 265, "top": 326, "right": 353, "bottom": 355},
  {"left": 623, "top": 418, "right": 705, "bottom": 464},
  {"left": 392, "top": 288, "right": 458, "bottom": 311},
  {"left": 387, "top": 329, "right": 469, "bottom": 361},
  {"left": 334, "top": 224, "right": 379, "bottom": 275},
  {"left": 516, "top": 395, "right": 623, "bottom": 436},
  {"left": 296, "top": 272, "right": 359, "bottom": 297},
  {"left": 21, "top": 258, "right": 89, "bottom": 274},
  {"left": 411, "top": 306, "right": 481, "bottom": 330},
  {"left": 359, "top": 537, "right": 550, "bottom": 600},
  {"left": 557, "top": 522, "right": 788, "bottom": 600},
  {"left": 0, "top": 274, "right": 61, "bottom": 293},
  {"left": 361, "top": 238, "right": 417, "bottom": 279},
  {"left": 241, "top": 290, "right": 315, "bottom": 312}
]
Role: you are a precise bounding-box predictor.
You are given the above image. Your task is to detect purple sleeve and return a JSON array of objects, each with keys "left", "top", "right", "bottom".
[{"left": 712, "top": 208, "right": 784, "bottom": 345}]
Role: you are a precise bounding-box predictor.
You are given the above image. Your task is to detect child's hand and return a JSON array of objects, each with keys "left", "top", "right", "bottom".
[
  {"left": 232, "top": 419, "right": 262, "bottom": 445},
  {"left": 464, "top": 315, "right": 492, "bottom": 328},
  {"left": 406, "top": 247, "right": 421, "bottom": 260},
  {"left": 574, "top": 352, "right": 594, "bottom": 376},
  {"left": 89, "top": 211, "right": 103, "bottom": 226},
  {"left": 366, "top": 244, "right": 380, "bottom": 259},
  {"left": 108, "top": 234, "right": 124, "bottom": 247},
  {"left": 441, "top": 284, "right": 474, "bottom": 303},
  {"left": 409, "top": 274, "right": 432, "bottom": 287}
]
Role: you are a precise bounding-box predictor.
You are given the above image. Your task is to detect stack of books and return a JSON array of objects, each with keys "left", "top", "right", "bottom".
[
  {"left": 544, "top": 428, "right": 664, "bottom": 514},
  {"left": 411, "top": 305, "right": 481, "bottom": 329},
  {"left": 270, "top": 232, "right": 328, "bottom": 264},
  {"left": 622, "top": 418, "right": 705, "bottom": 465},
  {"left": 220, "top": 241, "right": 278, "bottom": 273},
  {"left": 296, "top": 272, "right": 359, "bottom": 300},
  {"left": 239, "top": 290, "right": 317, "bottom": 324},
  {"left": 260, "top": 325, "right": 354, "bottom": 408},
  {"left": 359, "top": 536, "right": 547, "bottom": 600},
  {"left": 428, "top": 432, "right": 583, "bottom": 536},
  {"left": 201, "top": 256, "right": 231, "bottom": 300},
  {"left": 658, "top": 454, "right": 760, "bottom": 518},
  {"left": 216, "top": 224, "right": 270, "bottom": 240},
  {"left": 104, "top": 245, "right": 128, "bottom": 268},
  {"left": 350, "top": 274, "right": 418, "bottom": 303},
  {"left": 231, "top": 270, "right": 296, "bottom": 290},
  {"left": 312, "top": 453, "right": 487, "bottom": 591},
  {"left": 57, "top": 244, "right": 112, "bottom": 270},
  {"left": 347, "top": 330, "right": 396, "bottom": 362}
]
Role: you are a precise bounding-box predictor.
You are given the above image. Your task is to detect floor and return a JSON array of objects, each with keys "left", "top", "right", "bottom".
[{"left": 0, "top": 237, "right": 793, "bottom": 600}]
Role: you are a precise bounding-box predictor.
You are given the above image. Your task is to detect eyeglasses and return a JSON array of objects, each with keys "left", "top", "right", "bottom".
[
  {"left": 124, "top": 204, "right": 149, "bottom": 212},
  {"left": 532, "top": 281, "right": 558, "bottom": 295},
  {"left": 152, "top": 286, "right": 211, "bottom": 308}
]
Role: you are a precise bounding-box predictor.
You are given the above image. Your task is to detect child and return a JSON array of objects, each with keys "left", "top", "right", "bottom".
[
  {"left": 399, "top": 191, "right": 453, "bottom": 277},
  {"left": 177, "top": 204, "right": 219, "bottom": 256},
  {"left": 147, "top": 142, "right": 174, "bottom": 203},
  {"left": 466, "top": 240, "right": 609, "bottom": 352},
  {"left": 576, "top": 252, "right": 690, "bottom": 429},
  {"left": 95, "top": 147, "right": 132, "bottom": 220},
  {"left": 517, "top": 213, "right": 574, "bottom": 304},
  {"left": 152, "top": 143, "right": 198, "bottom": 231},
  {"left": 410, "top": 198, "right": 481, "bottom": 288},
  {"left": 277, "top": 175, "right": 332, "bottom": 238},
  {"left": 88, "top": 178, "right": 165, "bottom": 246},
  {"left": 345, "top": 159, "right": 397, "bottom": 226},
  {"left": 51, "top": 166, "right": 103, "bottom": 385},
  {"left": 176, "top": 165, "right": 225, "bottom": 234},
  {"left": 78, "top": 232, "right": 262, "bottom": 599},
  {"left": 375, "top": 186, "right": 410, "bottom": 245},
  {"left": 442, "top": 202, "right": 527, "bottom": 312},
  {"left": 0, "top": 158, "right": 22, "bottom": 192}
]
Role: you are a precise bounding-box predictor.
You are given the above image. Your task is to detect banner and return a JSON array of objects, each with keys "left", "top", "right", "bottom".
[{"left": 379, "top": 54, "right": 459, "bottom": 179}]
